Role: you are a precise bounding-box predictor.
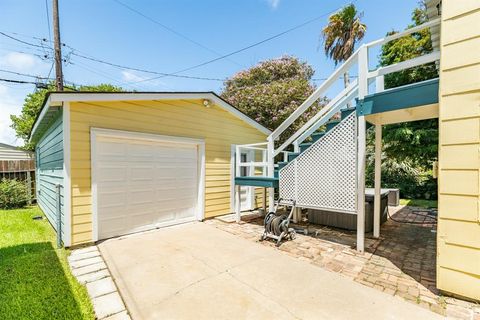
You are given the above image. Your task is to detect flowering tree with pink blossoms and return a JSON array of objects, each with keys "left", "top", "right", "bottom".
[{"left": 221, "top": 55, "right": 327, "bottom": 143}]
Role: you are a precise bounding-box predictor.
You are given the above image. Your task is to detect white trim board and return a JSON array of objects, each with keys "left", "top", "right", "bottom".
[
  {"left": 90, "top": 128, "right": 206, "bottom": 242},
  {"left": 62, "top": 102, "right": 72, "bottom": 247}
]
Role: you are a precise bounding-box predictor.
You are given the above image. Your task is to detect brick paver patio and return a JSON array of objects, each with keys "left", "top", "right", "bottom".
[{"left": 206, "top": 206, "right": 480, "bottom": 319}]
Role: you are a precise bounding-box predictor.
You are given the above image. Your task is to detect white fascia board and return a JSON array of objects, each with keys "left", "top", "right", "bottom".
[
  {"left": 48, "top": 92, "right": 271, "bottom": 136},
  {"left": 29, "top": 95, "right": 52, "bottom": 142}
]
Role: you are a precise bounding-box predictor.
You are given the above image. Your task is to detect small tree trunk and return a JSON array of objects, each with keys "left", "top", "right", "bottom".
[{"left": 344, "top": 71, "right": 351, "bottom": 108}]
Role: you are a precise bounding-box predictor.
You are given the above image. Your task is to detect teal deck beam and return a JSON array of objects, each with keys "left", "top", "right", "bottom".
[
  {"left": 235, "top": 176, "right": 279, "bottom": 188},
  {"left": 357, "top": 78, "right": 439, "bottom": 116}
]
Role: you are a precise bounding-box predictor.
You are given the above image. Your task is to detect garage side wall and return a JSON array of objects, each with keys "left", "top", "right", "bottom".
[
  {"left": 35, "top": 112, "right": 65, "bottom": 239},
  {"left": 437, "top": 0, "right": 480, "bottom": 301},
  {"left": 69, "top": 99, "right": 267, "bottom": 245}
]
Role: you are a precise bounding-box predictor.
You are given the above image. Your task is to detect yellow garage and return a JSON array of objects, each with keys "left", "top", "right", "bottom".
[{"left": 30, "top": 92, "right": 269, "bottom": 246}]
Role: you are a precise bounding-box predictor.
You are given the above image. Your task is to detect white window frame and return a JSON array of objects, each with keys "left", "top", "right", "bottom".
[{"left": 90, "top": 128, "right": 205, "bottom": 242}]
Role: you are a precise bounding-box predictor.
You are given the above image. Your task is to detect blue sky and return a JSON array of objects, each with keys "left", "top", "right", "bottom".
[{"left": 0, "top": 0, "right": 419, "bottom": 145}]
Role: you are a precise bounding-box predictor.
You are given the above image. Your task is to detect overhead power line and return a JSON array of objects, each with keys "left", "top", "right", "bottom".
[
  {"left": 129, "top": 2, "right": 353, "bottom": 84},
  {"left": 0, "top": 31, "right": 50, "bottom": 50},
  {"left": 0, "top": 68, "right": 50, "bottom": 79},
  {"left": 111, "top": 0, "right": 243, "bottom": 68},
  {"left": 0, "top": 76, "right": 80, "bottom": 91},
  {"left": 0, "top": 31, "right": 227, "bottom": 82},
  {"left": 45, "top": 0, "right": 52, "bottom": 42},
  {"left": 1, "top": 0, "right": 352, "bottom": 87},
  {"left": 70, "top": 52, "right": 226, "bottom": 81},
  {"left": 0, "top": 78, "right": 36, "bottom": 84}
]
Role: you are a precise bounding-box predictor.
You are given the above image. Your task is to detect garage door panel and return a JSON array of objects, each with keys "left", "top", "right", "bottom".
[
  {"left": 98, "top": 191, "right": 127, "bottom": 208},
  {"left": 129, "top": 190, "right": 157, "bottom": 205},
  {"left": 130, "top": 168, "right": 155, "bottom": 180},
  {"left": 94, "top": 130, "right": 201, "bottom": 240},
  {"left": 97, "top": 167, "right": 128, "bottom": 183}
]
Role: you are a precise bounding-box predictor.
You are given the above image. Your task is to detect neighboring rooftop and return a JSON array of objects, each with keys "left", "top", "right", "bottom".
[{"left": 0, "top": 143, "right": 33, "bottom": 160}]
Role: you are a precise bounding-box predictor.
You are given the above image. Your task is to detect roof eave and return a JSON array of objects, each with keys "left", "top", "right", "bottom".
[{"left": 29, "top": 92, "right": 271, "bottom": 142}]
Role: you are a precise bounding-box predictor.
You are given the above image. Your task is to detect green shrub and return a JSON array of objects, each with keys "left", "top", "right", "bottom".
[
  {"left": 0, "top": 178, "right": 30, "bottom": 209},
  {"left": 365, "top": 157, "right": 438, "bottom": 200}
]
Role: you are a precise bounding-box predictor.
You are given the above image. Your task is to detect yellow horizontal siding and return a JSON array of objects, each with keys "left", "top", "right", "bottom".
[
  {"left": 440, "top": 91, "right": 480, "bottom": 120},
  {"left": 442, "top": 0, "right": 480, "bottom": 20},
  {"left": 441, "top": 9, "right": 480, "bottom": 45},
  {"left": 438, "top": 242, "right": 480, "bottom": 276},
  {"left": 436, "top": 267, "right": 480, "bottom": 303},
  {"left": 438, "top": 194, "right": 478, "bottom": 222},
  {"left": 69, "top": 99, "right": 267, "bottom": 245},
  {"left": 438, "top": 0, "right": 480, "bottom": 301}
]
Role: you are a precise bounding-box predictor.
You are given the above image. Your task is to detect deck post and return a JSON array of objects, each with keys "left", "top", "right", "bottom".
[
  {"left": 267, "top": 137, "right": 275, "bottom": 212},
  {"left": 356, "top": 116, "right": 366, "bottom": 253},
  {"left": 373, "top": 124, "right": 382, "bottom": 238},
  {"left": 356, "top": 45, "right": 368, "bottom": 253},
  {"left": 268, "top": 188, "right": 274, "bottom": 213},
  {"left": 235, "top": 185, "right": 241, "bottom": 222},
  {"left": 262, "top": 187, "right": 267, "bottom": 214}
]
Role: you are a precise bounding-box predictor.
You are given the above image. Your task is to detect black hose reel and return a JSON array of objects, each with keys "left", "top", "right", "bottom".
[{"left": 260, "top": 199, "right": 297, "bottom": 246}]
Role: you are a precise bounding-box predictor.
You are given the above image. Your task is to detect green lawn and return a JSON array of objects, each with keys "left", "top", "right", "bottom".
[
  {"left": 0, "top": 206, "right": 94, "bottom": 320},
  {"left": 400, "top": 199, "right": 438, "bottom": 208}
]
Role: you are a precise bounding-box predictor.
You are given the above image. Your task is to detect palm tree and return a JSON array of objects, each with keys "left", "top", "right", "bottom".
[{"left": 322, "top": 3, "right": 366, "bottom": 88}]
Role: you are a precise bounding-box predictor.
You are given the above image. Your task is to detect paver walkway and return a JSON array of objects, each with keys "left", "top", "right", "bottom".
[
  {"left": 98, "top": 222, "right": 441, "bottom": 320},
  {"left": 68, "top": 246, "right": 131, "bottom": 320},
  {"left": 207, "top": 206, "right": 480, "bottom": 319}
]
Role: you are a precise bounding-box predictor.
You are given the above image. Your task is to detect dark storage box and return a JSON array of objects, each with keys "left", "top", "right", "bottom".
[{"left": 307, "top": 188, "right": 389, "bottom": 232}]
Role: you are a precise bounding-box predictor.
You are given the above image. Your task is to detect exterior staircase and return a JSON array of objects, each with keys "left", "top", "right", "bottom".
[{"left": 233, "top": 17, "right": 441, "bottom": 252}]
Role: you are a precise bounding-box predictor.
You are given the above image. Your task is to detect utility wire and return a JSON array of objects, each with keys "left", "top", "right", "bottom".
[
  {"left": 70, "top": 52, "right": 226, "bottom": 81},
  {"left": 0, "top": 76, "right": 80, "bottom": 91},
  {"left": 111, "top": 0, "right": 243, "bottom": 68},
  {"left": 1, "top": 0, "right": 351, "bottom": 87},
  {"left": 131, "top": 3, "right": 350, "bottom": 84},
  {"left": 0, "top": 78, "right": 39, "bottom": 84},
  {"left": 45, "top": 0, "right": 52, "bottom": 42},
  {"left": 0, "top": 31, "right": 214, "bottom": 82},
  {"left": 0, "top": 31, "right": 50, "bottom": 50},
  {"left": 0, "top": 69, "right": 50, "bottom": 79}
]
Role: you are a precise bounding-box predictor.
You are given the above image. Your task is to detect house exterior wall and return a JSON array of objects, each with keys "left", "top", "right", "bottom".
[
  {"left": 437, "top": 0, "right": 480, "bottom": 301},
  {"left": 35, "top": 112, "right": 65, "bottom": 239},
  {"left": 68, "top": 99, "right": 267, "bottom": 245}
]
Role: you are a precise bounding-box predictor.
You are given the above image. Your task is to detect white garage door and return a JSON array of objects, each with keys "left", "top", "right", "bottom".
[{"left": 92, "top": 129, "right": 201, "bottom": 240}]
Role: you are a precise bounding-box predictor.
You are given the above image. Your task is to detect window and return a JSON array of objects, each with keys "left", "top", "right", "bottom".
[{"left": 240, "top": 153, "right": 248, "bottom": 176}]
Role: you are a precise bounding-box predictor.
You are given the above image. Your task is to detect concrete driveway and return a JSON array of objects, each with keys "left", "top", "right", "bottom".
[{"left": 98, "top": 223, "right": 442, "bottom": 320}]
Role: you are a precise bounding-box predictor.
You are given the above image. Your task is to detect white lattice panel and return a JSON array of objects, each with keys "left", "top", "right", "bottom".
[{"left": 279, "top": 113, "right": 357, "bottom": 213}]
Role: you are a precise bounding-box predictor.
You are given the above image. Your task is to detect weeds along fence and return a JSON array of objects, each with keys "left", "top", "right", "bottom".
[{"left": 0, "top": 160, "right": 36, "bottom": 204}]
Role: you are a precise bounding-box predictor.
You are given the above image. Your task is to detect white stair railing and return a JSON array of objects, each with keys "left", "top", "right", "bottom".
[
  {"left": 235, "top": 17, "right": 441, "bottom": 181},
  {"left": 292, "top": 80, "right": 358, "bottom": 152}
]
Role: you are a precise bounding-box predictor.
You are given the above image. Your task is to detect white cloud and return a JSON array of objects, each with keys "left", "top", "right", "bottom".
[
  {"left": 121, "top": 69, "right": 171, "bottom": 91},
  {"left": 0, "top": 52, "right": 47, "bottom": 73},
  {"left": 0, "top": 51, "right": 50, "bottom": 146},
  {"left": 121, "top": 70, "right": 148, "bottom": 83},
  {"left": 0, "top": 84, "right": 24, "bottom": 146},
  {"left": 265, "top": 0, "right": 280, "bottom": 9}
]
